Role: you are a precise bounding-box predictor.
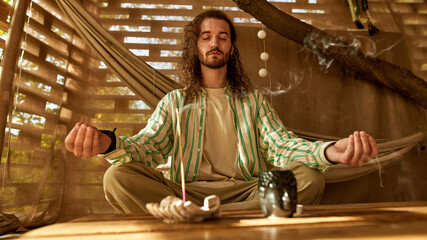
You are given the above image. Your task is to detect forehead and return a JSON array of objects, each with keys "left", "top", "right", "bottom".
[{"left": 199, "top": 18, "right": 231, "bottom": 35}]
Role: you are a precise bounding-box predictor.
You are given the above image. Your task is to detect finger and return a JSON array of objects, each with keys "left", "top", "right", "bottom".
[
  {"left": 351, "top": 131, "right": 363, "bottom": 166},
  {"left": 73, "top": 124, "right": 87, "bottom": 157},
  {"left": 368, "top": 134, "right": 379, "bottom": 158},
  {"left": 65, "top": 122, "right": 84, "bottom": 151},
  {"left": 360, "top": 131, "right": 371, "bottom": 154},
  {"left": 65, "top": 124, "right": 80, "bottom": 152},
  {"left": 359, "top": 131, "right": 371, "bottom": 166},
  {"left": 341, "top": 134, "right": 354, "bottom": 165},
  {"left": 82, "top": 126, "right": 94, "bottom": 158}
]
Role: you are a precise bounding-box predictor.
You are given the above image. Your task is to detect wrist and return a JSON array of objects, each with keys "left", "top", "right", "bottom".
[
  {"left": 324, "top": 142, "right": 338, "bottom": 165},
  {"left": 100, "top": 129, "right": 116, "bottom": 154}
]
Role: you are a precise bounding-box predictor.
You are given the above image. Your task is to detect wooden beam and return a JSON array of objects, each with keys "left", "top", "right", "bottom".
[
  {"left": 232, "top": 0, "right": 427, "bottom": 109},
  {"left": 0, "top": 0, "right": 30, "bottom": 160}
]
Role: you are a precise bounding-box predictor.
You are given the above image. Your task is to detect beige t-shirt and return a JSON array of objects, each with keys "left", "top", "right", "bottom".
[{"left": 188, "top": 87, "right": 245, "bottom": 188}]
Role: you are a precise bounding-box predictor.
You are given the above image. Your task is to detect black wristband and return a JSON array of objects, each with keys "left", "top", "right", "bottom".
[{"left": 100, "top": 128, "right": 116, "bottom": 154}]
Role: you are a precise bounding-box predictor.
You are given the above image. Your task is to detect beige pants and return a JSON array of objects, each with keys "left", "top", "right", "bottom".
[{"left": 103, "top": 161, "right": 325, "bottom": 214}]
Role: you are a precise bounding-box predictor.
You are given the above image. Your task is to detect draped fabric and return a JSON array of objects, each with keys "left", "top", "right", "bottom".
[
  {"left": 322, "top": 132, "right": 424, "bottom": 183},
  {"left": 54, "top": 0, "right": 180, "bottom": 109}
]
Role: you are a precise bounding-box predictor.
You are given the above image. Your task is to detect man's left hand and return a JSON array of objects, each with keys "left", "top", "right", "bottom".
[{"left": 325, "top": 131, "right": 379, "bottom": 166}]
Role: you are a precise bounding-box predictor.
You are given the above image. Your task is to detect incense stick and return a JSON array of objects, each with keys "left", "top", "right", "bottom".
[{"left": 175, "top": 109, "right": 186, "bottom": 202}]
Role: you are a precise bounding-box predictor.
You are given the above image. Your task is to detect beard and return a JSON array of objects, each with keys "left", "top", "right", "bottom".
[{"left": 198, "top": 48, "right": 231, "bottom": 69}]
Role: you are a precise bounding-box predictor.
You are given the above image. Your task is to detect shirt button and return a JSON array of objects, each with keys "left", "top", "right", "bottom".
[
  {"left": 199, "top": 127, "right": 202, "bottom": 130},
  {"left": 197, "top": 149, "right": 201, "bottom": 152}
]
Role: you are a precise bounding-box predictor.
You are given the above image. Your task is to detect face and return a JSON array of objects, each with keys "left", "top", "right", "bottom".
[{"left": 197, "top": 18, "right": 234, "bottom": 69}]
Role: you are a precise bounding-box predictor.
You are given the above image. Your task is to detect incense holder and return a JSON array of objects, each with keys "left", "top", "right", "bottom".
[
  {"left": 146, "top": 195, "right": 221, "bottom": 223},
  {"left": 259, "top": 170, "right": 297, "bottom": 218}
]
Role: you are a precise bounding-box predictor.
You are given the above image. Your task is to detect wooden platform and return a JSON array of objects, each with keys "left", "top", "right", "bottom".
[{"left": 20, "top": 201, "right": 427, "bottom": 240}]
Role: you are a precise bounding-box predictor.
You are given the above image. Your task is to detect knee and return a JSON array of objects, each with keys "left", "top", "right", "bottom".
[
  {"left": 289, "top": 162, "right": 325, "bottom": 205},
  {"left": 298, "top": 167, "right": 325, "bottom": 195},
  {"left": 103, "top": 165, "right": 127, "bottom": 194}
]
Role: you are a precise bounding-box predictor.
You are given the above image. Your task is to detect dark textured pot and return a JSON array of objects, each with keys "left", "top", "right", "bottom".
[{"left": 259, "top": 170, "right": 297, "bottom": 218}]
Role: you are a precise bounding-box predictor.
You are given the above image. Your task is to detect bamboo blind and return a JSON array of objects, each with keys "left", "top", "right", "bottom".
[{"left": 0, "top": 0, "right": 113, "bottom": 218}]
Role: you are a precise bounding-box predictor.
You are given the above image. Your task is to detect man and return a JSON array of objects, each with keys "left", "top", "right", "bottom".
[{"left": 65, "top": 10, "right": 378, "bottom": 214}]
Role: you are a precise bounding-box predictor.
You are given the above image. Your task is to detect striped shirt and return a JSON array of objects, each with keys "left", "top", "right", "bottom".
[{"left": 100, "top": 86, "right": 334, "bottom": 182}]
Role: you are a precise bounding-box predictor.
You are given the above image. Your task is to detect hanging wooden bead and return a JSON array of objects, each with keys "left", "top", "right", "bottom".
[
  {"left": 260, "top": 52, "right": 269, "bottom": 61},
  {"left": 259, "top": 68, "right": 268, "bottom": 78},
  {"left": 257, "top": 30, "right": 266, "bottom": 39}
]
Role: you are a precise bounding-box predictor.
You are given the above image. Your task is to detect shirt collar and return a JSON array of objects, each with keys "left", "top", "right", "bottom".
[
  {"left": 200, "top": 83, "right": 231, "bottom": 97},
  {"left": 223, "top": 84, "right": 231, "bottom": 96}
]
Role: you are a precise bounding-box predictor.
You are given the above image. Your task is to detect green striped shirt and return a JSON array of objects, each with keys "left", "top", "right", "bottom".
[{"left": 100, "top": 87, "right": 334, "bottom": 182}]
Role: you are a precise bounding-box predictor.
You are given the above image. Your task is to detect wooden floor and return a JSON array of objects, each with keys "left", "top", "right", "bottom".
[{"left": 19, "top": 201, "right": 427, "bottom": 240}]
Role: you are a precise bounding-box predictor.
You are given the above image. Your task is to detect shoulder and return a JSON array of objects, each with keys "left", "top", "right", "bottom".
[
  {"left": 166, "top": 89, "right": 183, "bottom": 97},
  {"left": 162, "top": 89, "right": 184, "bottom": 102},
  {"left": 158, "top": 89, "right": 186, "bottom": 110},
  {"left": 244, "top": 88, "right": 263, "bottom": 102}
]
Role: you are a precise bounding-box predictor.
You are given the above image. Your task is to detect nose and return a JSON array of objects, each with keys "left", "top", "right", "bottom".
[{"left": 209, "top": 37, "right": 218, "bottom": 49}]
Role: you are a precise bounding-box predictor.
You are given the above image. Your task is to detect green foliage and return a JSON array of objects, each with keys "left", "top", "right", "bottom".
[
  {"left": 46, "top": 54, "right": 67, "bottom": 69},
  {"left": 40, "top": 138, "right": 52, "bottom": 148},
  {"left": 41, "top": 134, "right": 53, "bottom": 148},
  {"left": 15, "top": 93, "right": 26, "bottom": 105},
  {"left": 3, "top": 128, "right": 20, "bottom": 145},
  {"left": 82, "top": 157, "right": 102, "bottom": 169},
  {"left": 99, "top": 14, "right": 129, "bottom": 19},
  {"left": 77, "top": 185, "right": 104, "bottom": 199},
  {"left": 106, "top": 74, "right": 121, "bottom": 82},
  {"left": 1, "top": 148, "right": 34, "bottom": 164},
  {"left": 94, "top": 86, "right": 135, "bottom": 95},
  {"left": 2, "top": 205, "right": 32, "bottom": 214},
  {"left": 12, "top": 111, "right": 46, "bottom": 129},
  {"left": 45, "top": 102, "right": 61, "bottom": 115},
  {"left": 87, "top": 99, "right": 115, "bottom": 109},
  {"left": 81, "top": 171, "right": 103, "bottom": 184},
  {"left": 51, "top": 25, "right": 71, "bottom": 41},
  {"left": 20, "top": 59, "right": 39, "bottom": 71},
  {"left": 0, "top": 29, "right": 7, "bottom": 40},
  {"left": 115, "top": 127, "right": 134, "bottom": 136},
  {"left": 40, "top": 186, "right": 56, "bottom": 199},
  {"left": 23, "top": 79, "right": 51, "bottom": 95},
  {"left": 129, "top": 100, "right": 150, "bottom": 110},
  {"left": 46, "top": 169, "right": 58, "bottom": 183},
  {"left": 56, "top": 74, "right": 65, "bottom": 85},
  {"left": 93, "top": 113, "right": 150, "bottom": 124},
  {"left": 9, "top": 166, "right": 43, "bottom": 183},
  {"left": 0, "top": 187, "right": 16, "bottom": 205}
]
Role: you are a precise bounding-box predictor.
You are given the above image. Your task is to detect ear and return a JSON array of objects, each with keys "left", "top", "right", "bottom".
[{"left": 230, "top": 44, "right": 235, "bottom": 55}]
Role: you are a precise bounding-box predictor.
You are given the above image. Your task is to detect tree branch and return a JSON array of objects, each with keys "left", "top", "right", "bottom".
[{"left": 233, "top": 0, "right": 427, "bottom": 109}]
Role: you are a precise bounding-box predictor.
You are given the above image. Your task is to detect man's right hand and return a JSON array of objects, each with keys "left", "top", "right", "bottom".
[{"left": 65, "top": 122, "right": 112, "bottom": 158}]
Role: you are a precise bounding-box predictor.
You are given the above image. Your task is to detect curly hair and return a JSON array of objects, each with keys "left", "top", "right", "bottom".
[{"left": 178, "top": 10, "right": 252, "bottom": 102}]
